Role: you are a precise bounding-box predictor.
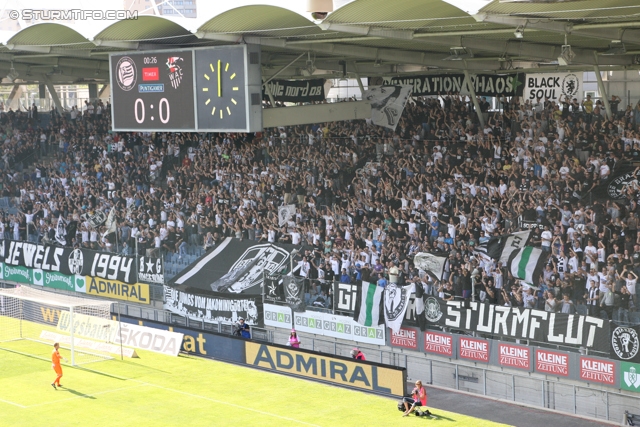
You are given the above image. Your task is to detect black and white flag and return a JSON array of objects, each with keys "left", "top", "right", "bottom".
[
  {"left": 283, "top": 275, "right": 305, "bottom": 312},
  {"left": 102, "top": 208, "right": 117, "bottom": 238},
  {"left": 474, "top": 230, "right": 531, "bottom": 264},
  {"left": 384, "top": 283, "right": 415, "bottom": 334},
  {"left": 364, "top": 85, "right": 413, "bottom": 131},
  {"left": 83, "top": 210, "right": 107, "bottom": 229},
  {"left": 413, "top": 252, "right": 448, "bottom": 281},
  {"left": 55, "top": 216, "right": 67, "bottom": 246},
  {"left": 278, "top": 204, "right": 296, "bottom": 227}
]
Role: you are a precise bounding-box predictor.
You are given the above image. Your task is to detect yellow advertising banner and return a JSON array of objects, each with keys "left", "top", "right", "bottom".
[
  {"left": 245, "top": 342, "right": 405, "bottom": 396},
  {"left": 86, "top": 276, "right": 150, "bottom": 304}
]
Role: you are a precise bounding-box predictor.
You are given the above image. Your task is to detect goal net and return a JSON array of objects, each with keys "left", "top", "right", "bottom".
[{"left": 0, "top": 286, "right": 117, "bottom": 366}]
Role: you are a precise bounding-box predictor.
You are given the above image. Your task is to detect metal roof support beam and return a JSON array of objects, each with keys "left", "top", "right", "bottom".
[
  {"left": 318, "top": 22, "right": 415, "bottom": 40},
  {"left": 262, "top": 52, "right": 306, "bottom": 86},
  {"left": 5, "top": 44, "right": 51, "bottom": 54},
  {"left": 473, "top": 14, "right": 573, "bottom": 34},
  {"left": 197, "top": 32, "right": 502, "bottom": 71},
  {"left": 463, "top": 70, "right": 485, "bottom": 128},
  {"left": 41, "top": 75, "right": 63, "bottom": 114},
  {"left": 352, "top": 62, "right": 365, "bottom": 96},
  {"left": 92, "top": 40, "right": 139, "bottom": 49},
  {"left": 593, "top": 62, "right": 612, "bottom": 120}
]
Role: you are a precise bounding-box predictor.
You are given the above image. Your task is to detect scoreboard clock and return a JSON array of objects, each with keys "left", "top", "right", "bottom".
[
  {"left": 110, "top": 45, "right": 262, "bottom": 132},
  {"left": 110, "top": 50, "right": 196, "bottom": 131},
  {"left": 193, "top": 44, "right": 262, "bottom": 132}
]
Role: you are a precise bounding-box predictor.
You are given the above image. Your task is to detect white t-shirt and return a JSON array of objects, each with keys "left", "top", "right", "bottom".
[
  {"left": 541, "top": 230, "right": 553, "bottom": 247},
  {"left": 626, "top": 278, "right": 637, "bottom": 295}
]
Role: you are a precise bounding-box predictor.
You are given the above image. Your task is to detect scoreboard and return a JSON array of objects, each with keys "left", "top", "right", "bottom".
[{"left": 110, "top": 45, "right": 262, "bottom": 132}]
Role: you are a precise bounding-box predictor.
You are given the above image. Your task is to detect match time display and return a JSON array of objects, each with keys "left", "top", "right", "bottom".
[{"left": 110, "top": 50, "right": 196, "bottom": 130}]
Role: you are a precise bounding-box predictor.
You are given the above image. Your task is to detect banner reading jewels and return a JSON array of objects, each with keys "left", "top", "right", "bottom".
[
  {"left": 423, "top": 299, "right": 610, "bottom": 352},
  {"left": 164, "top": 285, "right": 263, "bottom": 327},
  {"left": 0, "top": 240, "right": 137, "bottom": 284},
  {"left": 378, "top": 73, "right": 525, "bottom": 97}
]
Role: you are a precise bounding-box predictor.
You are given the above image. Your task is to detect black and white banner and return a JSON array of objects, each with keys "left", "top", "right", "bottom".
[
  {"left": 164, "top": 285, "right": 263, "bottom": 327},
  {"left": 364, "top": 85, "right": 413, "bottom": 131},
  {"left": 170, "top": 238, "right": 305, "bottom": 295},
  {"left": 610, "top": 323, "right": 640, "bottom": 363},
  {"left": 413, "top": 252, "right": 447, "bottom": 280},
  {"left": 264, "top": 274, "right": 285, "bottom": 303},
  {"left": 424, "top": 299, "right": 610, "bottom": 352},
  {"left": 378, "top": 73, "right": 525, "bottom": 97},
  {"left": 523, "top": 72, "right": 582, "bottom": 102},
  {"left": 278, "top": 204, "right": 296, "bottom": 227},
  {"left": 283, "top": 275, "right": 305, "bottom": 312},
  {"left": 137, "top": 256, "right": 164, "bottom": 284},
  {"left": 384, "top": 283, "right": 415, "bottom": 334},
  {"left": 336, "top": 282, "right": 358, "bottom": 313},
  {"left": 262, "top": 78, "right": 326, "bottom": 103},
  {"left": 0, "top": 241, "right": 137, "bottom": 284}
]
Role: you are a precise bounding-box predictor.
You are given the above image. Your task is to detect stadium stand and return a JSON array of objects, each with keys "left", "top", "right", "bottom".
[{"left": 2, "top": 91, "right": 640, "bottom": 323}]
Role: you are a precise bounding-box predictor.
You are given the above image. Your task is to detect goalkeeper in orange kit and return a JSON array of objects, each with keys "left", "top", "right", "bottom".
[{"left": 51, "top": 343, "right": 67, "bottom": 390}]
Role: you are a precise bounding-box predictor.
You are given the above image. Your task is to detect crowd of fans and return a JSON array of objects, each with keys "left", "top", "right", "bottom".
[{"left": 3, "top": 92, "right": 640, "bottom": 322}]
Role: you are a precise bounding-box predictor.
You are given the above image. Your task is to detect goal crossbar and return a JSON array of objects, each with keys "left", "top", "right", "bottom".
[{"left": 0, "top": 286, "right": 116, "bottom": 366}]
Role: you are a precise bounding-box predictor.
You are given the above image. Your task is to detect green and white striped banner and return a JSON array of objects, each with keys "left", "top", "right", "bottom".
[{"left": 509, "top": 246, "right": 548, "bottom": 284}]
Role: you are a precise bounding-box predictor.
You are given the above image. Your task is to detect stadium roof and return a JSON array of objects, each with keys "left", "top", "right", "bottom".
[{"left": 1, "top": 0, "right": 640, "bottom": 84}]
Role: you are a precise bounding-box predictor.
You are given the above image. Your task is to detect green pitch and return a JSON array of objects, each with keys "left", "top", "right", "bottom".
[{"left": 0, "top": 339, "right": 510, "bottom": 427}]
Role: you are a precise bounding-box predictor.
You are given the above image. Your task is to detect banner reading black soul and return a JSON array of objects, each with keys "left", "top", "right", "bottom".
[
  {"left": 164, "top": 285, "right": 263, "bottom": 327},
  {"left": 423, "top": 299, "right": 610, "bottom": 352},
  {"left": 170, "top": 238, "right": 307, "bottom": 295},
  {"left": 262, "top": 79, "right": 326, "bottom": 103},
  {"left": 0, "top": 240, "right": 137, "bottom": 284},
  {"left": 377, "top": 73, "right": 525, "bottom": 97}
]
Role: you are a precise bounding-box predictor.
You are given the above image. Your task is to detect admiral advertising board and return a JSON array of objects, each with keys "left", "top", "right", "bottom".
[
  {"left": 423, "top": 331, "right": 454, "bottom": 357},
  {"left": 535, "top": 349, "right": 569, "bottom": 377},
  {"left": 498, "top": 343, "right": 530, "bottom": 371},
  {"left": 390, "top": 327, "right": 418, "bottom": 350},
  {"left": 459, "top": 337, "right": 489, "bottom": 363},
  {"left": 245, "top": 342, "right": 406, "bottom": 396},
  {"left": 87, "top": 276, "right": 150, "bottom": 304}
]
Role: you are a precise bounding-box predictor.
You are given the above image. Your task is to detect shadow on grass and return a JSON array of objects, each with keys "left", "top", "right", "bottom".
[{"left": 59, "top": 387, "right": 97, "bottom": 399}]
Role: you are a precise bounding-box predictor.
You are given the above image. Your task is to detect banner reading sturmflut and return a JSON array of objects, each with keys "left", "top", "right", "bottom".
[{"left": 424, "top": 300, "right": 609, "bottom": 352}]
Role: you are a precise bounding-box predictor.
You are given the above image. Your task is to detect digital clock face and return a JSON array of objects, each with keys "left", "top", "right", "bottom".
[{"left": 110, "top": 50, "right": 196, "bottom": 131}]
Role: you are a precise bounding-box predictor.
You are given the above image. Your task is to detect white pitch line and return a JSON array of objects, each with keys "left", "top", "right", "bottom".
[
  {"left": 0, "top": 397, "right": 27, "bottom": 408},
  {"left": 134, "top": 380, "right": 323, "bottom": 427},
  {"left": 26, "top": 384, "right": 147, "bottom": 408}
]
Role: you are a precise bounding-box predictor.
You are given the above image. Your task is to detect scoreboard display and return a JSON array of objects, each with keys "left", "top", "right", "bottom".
[{"left": 110, "top": 45, "right": 262, "bottom": 132}]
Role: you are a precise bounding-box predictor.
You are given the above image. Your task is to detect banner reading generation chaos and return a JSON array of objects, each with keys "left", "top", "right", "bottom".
[
  {"left": 0, "top": 240, "right": 137, "bottom": 284},
  {"left": 377, "top": 73, "right": 525, "bottom": 97}
]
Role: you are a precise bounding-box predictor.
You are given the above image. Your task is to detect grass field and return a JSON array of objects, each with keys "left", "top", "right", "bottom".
[{"left": 0, "top": 339, "right": 511, "bottom": 427}]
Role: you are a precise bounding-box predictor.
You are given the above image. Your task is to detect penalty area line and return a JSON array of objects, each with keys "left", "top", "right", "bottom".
[
  {"left": 135, "top": 380, "right": 323, "bottom": 427},
  {"left": 26, "top": 384, "right": 147, "bottom": 408},
  {"left": 0, "top": 397, "right": 27, "bottom": 408}
]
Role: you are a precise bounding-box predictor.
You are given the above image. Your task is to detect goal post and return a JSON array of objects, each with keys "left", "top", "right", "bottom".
[{"left": 0, "top": 286, "right": 118, "bottom": 366}]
